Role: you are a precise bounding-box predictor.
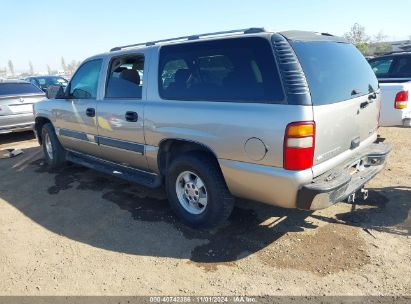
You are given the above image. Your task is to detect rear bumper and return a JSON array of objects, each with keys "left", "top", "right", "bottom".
[
  {"left": 0, "top": 113, "right": 34, "bottom": 134},
  {"left": 297, "top": 142, "right": 391, "bottom": 210}
]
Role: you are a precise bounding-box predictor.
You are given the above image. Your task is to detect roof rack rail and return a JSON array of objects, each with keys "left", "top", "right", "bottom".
[{"left": 110, "top": 27, "right": 266, "bottom": 52}]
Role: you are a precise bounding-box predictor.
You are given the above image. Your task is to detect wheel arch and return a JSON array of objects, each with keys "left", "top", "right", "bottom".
[
  {"left": 34, "top": 116, "right": 52, "bottom": 145},
  {"left": 157, "top": 138, "right": 221, "bottom": 176}
]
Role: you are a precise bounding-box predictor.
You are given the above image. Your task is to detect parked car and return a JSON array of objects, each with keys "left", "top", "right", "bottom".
[
  {"left": 0, "top": 80, "right": 46, "bottom": 134},
  {"left": 368, "top": 52, "right": 411, "bottom": 127},
  {"left": 33, "top": 28, "right": 390, "bottom": 228},
  {"left": 25, "top": 76, "right": 68, "bottom": 93}
]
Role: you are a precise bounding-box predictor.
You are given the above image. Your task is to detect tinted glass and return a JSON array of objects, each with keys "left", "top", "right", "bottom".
[
  {"left": 369, "top": 57, "right": 394, "bottom": 78},
  {"left": 390, "top": 56, "right": 411, "bottom": 77},
  {"left": 0, "top": 83, "right": 44, "bottom": 96},
  {"left": 69, "top": 59, "right": 102, "bottom": 99},
  {"left": 106, "top": 55, "right": 144, "bottom": 99},
  {"left": 36, "top": 77, "right": 68, "bottom": 86},
  {"left": 159, "top": 37, "right": 284, "bottom": 103},
  {"left": 292, "top": 41, "right": 379, "bottom": 105}
]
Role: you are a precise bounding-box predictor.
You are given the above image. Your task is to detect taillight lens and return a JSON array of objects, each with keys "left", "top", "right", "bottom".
[
  {"left": 395, "top": 91, "right": 408, "bottom": 109},
  {"left": 284, "top": 121, "right": 315, "bottom": 170}
]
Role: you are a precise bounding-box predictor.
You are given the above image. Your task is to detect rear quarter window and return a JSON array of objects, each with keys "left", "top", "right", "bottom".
[
  {"left": 369, "top": 57, "right": 394, "bottom": 78},
  {"left": 390, "top": 56, "right": 411, "bottom": 78},
  {"left": 0, "top": 83, "right": 44, "bottom": 96},
  {"left": 292, "top": 41, "right": 379, "bottom": 105},
  {"left": 158, "top": 37, "right": 284, "bottom": 103}
]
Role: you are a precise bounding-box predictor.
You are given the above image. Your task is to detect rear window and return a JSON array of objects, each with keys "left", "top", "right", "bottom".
[
  {"left": 0, "top": 83, "right": 44, "bottom": 96},
  {"left": 369, "top": 57, "right": 394, "bottom": 78},
  {"left": 389, "top": 56, "right": 411, "bottom": 78},
  {"left": 292, "top": 41, "right": 379, "bottom": 105},
  {"left": 369, "top": 55, "right": 411, "bottom": 79},
  {"left": 158, "top": 37, "right": 284, "bottom": 103}
]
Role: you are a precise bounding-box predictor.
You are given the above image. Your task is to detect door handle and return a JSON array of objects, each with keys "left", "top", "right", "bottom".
[
  {"left": 86, "top": 108, "right": 95, "bottom": 117},
  {"left": 125, "top": 111, "right": 138, "bottom": 122}
]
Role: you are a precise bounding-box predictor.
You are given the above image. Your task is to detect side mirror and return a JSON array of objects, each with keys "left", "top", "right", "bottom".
[{"left": 46, "top": 85, "right": 65, "bottom": 99}]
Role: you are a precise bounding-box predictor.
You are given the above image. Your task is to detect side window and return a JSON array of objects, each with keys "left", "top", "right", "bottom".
[
  {"left": 105, "top": 55, "right": 144, "bottom": 99},
  {"left": 369, "top": 57, "right": 394, "bottom": 78},
  {"left": 68, "top": 59, "right": 102, "bottom": 99},
  {"left": 158, "top": 37, "right": 284, "bottom": 103},
  {"left": 161, "top": 59, "right": 188, "bottom": 90},
  {"left": 390, "top": 57, "right": 411, "bottom": 78},
  {"left": 38, "top": 78, "right": 47, "bottom": 85}
]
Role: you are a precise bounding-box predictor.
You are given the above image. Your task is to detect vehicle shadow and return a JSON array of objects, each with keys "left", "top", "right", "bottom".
[
  {"left": 0, "top": 131, "right": 35, "bottom": 145},
  {"left": 0, "top": 146, "right": 409, "bottom": 264},
  {"left": 310, "top": 187, "right": 411, "bottom": 236}
]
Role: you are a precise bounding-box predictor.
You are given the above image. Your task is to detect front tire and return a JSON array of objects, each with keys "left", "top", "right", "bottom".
[
  {"left": 166, "top": 152, "right": 235, "bottom": 229},
  {"left": 41, "top": 123, "right": 66, "bottom": 168}
]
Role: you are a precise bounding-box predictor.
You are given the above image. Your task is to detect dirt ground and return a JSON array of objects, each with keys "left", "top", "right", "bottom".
[{"left": 0, "top": 127, "right": 410, "bottom": 296}]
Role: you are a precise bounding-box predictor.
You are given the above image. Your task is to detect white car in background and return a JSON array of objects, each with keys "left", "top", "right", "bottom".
[{"left": 369, "top": 53, "right": 411, "bottom": 127}]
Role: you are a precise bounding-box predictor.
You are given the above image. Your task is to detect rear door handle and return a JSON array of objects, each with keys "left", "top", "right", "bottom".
[
  {"left": 125, "top": 111, "right": 138, "bottom": 122},
  {"left": 86, "top": 108, "right": 95, "bottom": 117}
]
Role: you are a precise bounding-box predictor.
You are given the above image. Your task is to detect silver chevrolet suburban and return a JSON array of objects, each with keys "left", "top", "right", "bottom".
[{"left": 33, "top": 28, "right": 390, "bottom": 228}]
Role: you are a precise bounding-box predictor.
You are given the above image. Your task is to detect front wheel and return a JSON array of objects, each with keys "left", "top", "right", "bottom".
[
  {"left": 166, "top": 152, "right": 235, "bottom": 229},
  {"left": 41, "top": 123, "right": 66, "bottom": 168}
]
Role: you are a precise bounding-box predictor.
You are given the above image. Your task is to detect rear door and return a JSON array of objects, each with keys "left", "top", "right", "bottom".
[
  {"left": 96, "top": 52, "right": 148, "bottom": 170},
  {"left": 291, "top": 41, "right": 380, "bottom": 168}
]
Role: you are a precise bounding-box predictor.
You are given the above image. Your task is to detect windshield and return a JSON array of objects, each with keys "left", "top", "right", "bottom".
[
  {"left": 0, "top": 83, "right": 44, "bottom": 96},
  {"left": 291, "top": 41, "right": 379, "bottom": 105}
]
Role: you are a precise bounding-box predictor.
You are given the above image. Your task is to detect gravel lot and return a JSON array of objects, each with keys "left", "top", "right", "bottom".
[{"left": 0, "top": 127, "right": 410, "bottom": 296}]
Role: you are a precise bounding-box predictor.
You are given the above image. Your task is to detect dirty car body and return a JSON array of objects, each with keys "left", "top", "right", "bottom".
[{"left": 33, "top": 28, "right": 390, "bottom": 228}]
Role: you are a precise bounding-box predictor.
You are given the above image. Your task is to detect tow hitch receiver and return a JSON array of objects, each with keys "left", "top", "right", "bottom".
[{"left": 347, "top": 188, "right": 368, "bottom": 203}]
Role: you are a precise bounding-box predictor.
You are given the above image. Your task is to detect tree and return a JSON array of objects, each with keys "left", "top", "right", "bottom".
[
  {"left": 29, "top": 61, "right": 34, "bottom": 75},
  {"left": 344, "top": 23, "right": 372, "bottom": 55},
  {"left": 47, "top": 65, "right": 52, "bottom": 75},
  {"left": 356, "top": 43, "right": 370, "bottom": 55},
  {"left": 372, "top": 31, "right": 392, "bottom": 55},
  {"left": 61, "top": 57, "right": 67, "bottom": 72},
  {"left": 67, "top": 60, "right": 80, "bottom": 74},
  {"left": 374, "top": 31, "right": 387, "bottom": 43},
  {"left": 7, "top": 60, "right": 14, "bottom": 76},
  {"left": 344, "top": 23, "right": 370, "bottom": 45},
  {"left": 374, "top": 43, "right": 392, "bottom": 55}
]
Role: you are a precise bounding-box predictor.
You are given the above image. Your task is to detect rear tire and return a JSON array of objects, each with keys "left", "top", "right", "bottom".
[
  {"left": 41, "top": 123, "right": 66, "bottom": 168},
  {"left": 165, "top": 152, "right": 235, "bottom": 229}
]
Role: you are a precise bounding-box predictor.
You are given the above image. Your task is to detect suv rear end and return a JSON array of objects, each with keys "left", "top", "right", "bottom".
[{"left": 215, "top": 31, "right": 390, "bottom": 211}]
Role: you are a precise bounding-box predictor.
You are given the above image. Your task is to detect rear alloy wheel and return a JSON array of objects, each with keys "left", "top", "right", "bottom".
[
  {"left": 175, "top": 170, "right": 208, "bottom": 215},
  {"left": 166, "top": 152, "right": 235, "bottom": 229}
]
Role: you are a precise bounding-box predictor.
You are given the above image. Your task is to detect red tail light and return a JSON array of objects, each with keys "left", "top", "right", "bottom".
[
  {"left": 284, "top": 121, "right": 315, "bottom": 170},
  {"left": 395, "top": 91, "right": 408, "bottom": 109}
]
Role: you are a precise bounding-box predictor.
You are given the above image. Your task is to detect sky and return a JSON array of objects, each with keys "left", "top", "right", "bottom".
[{"left": 1, "top": 0, "right": 410, "bottom": 72}]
